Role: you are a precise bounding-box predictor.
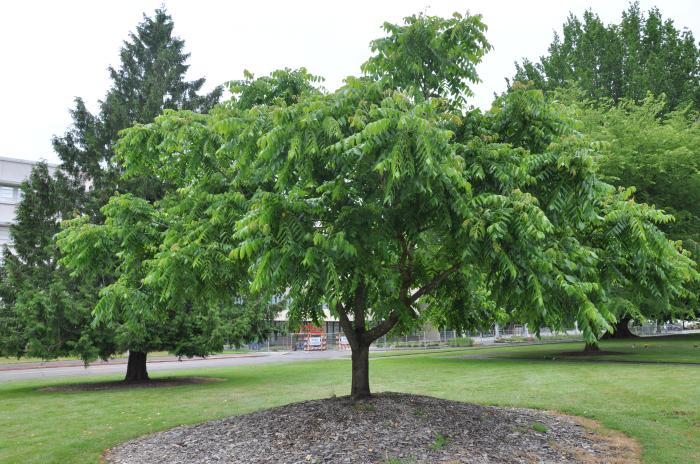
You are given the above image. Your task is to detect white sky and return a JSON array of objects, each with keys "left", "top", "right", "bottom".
[{"left": 1, "top": 0, "right": 698, "bottom": 163}]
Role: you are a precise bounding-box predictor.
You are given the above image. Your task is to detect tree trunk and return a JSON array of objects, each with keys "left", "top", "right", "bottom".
[
  {"left": 584, "top": 341, "right": 600, "bottom": 353},
  {"left": 125, "top": 351, "right": 149, "bottom": 382},
  {"left": 337, "top": 280, "right": 400, "bottom": 401},
  {"left": 602, "top": 315, "right": 637, "bottom": 339},
  {"left": 350, "top": 343, "right": 371, "bottom": 401}
]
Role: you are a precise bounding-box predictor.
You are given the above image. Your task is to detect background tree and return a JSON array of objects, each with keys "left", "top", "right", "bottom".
[
  {"left": 513, "top": 2, "right": 700, "bottom": 111},
  {"left": 95, "top": 13, "right": 697, "bottom": 400},
  {"left": 57, "top": 194, "right": 244, "bottom": 381},
  {"left": 54, "top": 8, "right": 222, "bottom": 211},
  {"left": 571, "top": 93, "right": 700, "bottom": 252},
  {"left": 0, "top": 8, "right": 222, "bottom": 380},
  {"left": 56, "top": 68, "right": 316, "bottom": 380},
  {"left": 511, "top": 3, "right": 700, "bottom": 336},
  {"left": 483, "top": 83, "right": 697, "bottom": 350},
  {"left": 0, "top": 164, "right": 114, "bottom": 362},
  {"left": 553, "top": 89, "right": 700, "bottom": 335}
]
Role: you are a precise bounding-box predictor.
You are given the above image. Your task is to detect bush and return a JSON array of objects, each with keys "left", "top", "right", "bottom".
[
  {"left": 495, "top": 336, "right": 532, "bottom": 343},
  {"left": 448, "top": 337, "right": 474, "bottom": 347}
]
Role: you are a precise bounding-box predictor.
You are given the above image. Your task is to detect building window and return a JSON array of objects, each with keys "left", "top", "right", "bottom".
[
  {"left": 0, "top": 228, "right": 11, "bottom": 245},
  {"left": 0, "top": 186, "right": 15, "bottom": 200},
  {"left": 0, "top": 186, "right": 20, "bottom": 202}
]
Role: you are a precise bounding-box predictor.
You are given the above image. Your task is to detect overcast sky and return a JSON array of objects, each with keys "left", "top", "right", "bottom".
[{"left": 1, "top": 0, "right": 698, "bottom": 163}]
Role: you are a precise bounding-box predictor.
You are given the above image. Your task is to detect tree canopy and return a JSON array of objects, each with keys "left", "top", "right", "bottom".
[
  {"left": 54, "top": 8, "right": 222, "bottom": 210},
  {"left": 510, "top": 2, "right": 700, "bottom": 335},
  {"left": 566, "top": 93, "right": 700, "bottom": 255},
  {"left": 56, "top": 12, "right": 698, "bottom": 398}
]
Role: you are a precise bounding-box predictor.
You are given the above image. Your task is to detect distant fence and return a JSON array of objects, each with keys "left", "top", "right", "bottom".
[
  {"left": 237, "top": 325, "right": 584, "bottom": 352},
  {"left": 630, "top": 321, "right": 700, "bottom": 336},
  {"left": 234, "top": 320, "right": 700, "bottom": 352}
]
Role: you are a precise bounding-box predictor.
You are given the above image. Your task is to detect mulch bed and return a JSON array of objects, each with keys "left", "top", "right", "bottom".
[
  {"left": 104, "top": 392, "right": 639, "bottom": 464},
  {"left": 40, "top": 377, "right": 225, "bottom": 392}
]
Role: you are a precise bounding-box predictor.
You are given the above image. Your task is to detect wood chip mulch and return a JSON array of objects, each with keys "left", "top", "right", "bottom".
[{"left": 104, "top": 392, "right": 640, "bottom": 464}]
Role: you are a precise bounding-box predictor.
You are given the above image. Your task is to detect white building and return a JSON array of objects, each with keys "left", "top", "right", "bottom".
[{"left": 0, "top": 156, "right": 56, "bottom": 249}]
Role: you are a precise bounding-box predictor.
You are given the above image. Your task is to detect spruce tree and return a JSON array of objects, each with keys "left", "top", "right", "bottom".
[
  {"left": 55, "top": 8, "right": 222, "bottom": 210},
  {"left": 0, "top": 164, "right": 114, "bottom": 362},
  {"left": 0, "top": 8, "right": 222, "bottom": 380}
]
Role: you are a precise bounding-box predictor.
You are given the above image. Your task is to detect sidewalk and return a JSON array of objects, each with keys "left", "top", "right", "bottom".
[{"left": 0, "top": 352, "right": 273, "bottom": 372}]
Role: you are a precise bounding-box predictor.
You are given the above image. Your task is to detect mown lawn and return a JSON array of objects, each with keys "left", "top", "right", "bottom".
[
  {"left": 1, "top": 335, "right": 698, "bottom": 464},
  {"left": 488, "top": 334, "right": 700, "bottom": 363}
]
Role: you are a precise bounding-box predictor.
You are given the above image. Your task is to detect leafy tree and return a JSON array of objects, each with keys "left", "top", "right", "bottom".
[
  {"left": 512, "top": 3, "right": 700, "bottom": 335},
  {"left": 553, "top": 89, "right": 700, "bottom": 334},
  {"left": 65, "top": 12, "right": 697, "bottom": 398},
  {"left": 361, "top": 12, "right": 491, "bottom": 106},
  {"left": 573, "top": 94, "right": 700, "bottom": 250},
  {"left": 1, "top": 8, "right": 222, "bottom": 380},
  {"left": 228, "top": 68, "right": 322, "bottom": 110},
  {"left": 513, "top": 3, "right": 700, "bottom": 111},
  {"left": 59, "top": 8, "right": 222, "bottom": 381},
  {"left": 57, "top": 194, "right": 246, "bottom": 381},
  {"left": 56, "top": 68, "right": 316, "bottom": 380}
]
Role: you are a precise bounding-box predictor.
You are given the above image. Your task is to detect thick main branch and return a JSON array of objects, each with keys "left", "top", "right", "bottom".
[
  {"left": 353, "top": 280, "right": 366, "bottom": 332},
  {"left": 362, "top": 310, "right": 401, "bottom": 343},
  {"left": 409, "top": 263, "right": 461, "bottom": 304},
  {"left": 336, "top": 302, "right": 359, "bottom": 350}
]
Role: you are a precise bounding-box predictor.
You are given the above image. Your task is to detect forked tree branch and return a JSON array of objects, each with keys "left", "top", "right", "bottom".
[
  {"left": 362, "top": 309, "right": 401, "bottom": 343},
  {"left": 409, "top": 263, "right": 461, "bottom": 304}
]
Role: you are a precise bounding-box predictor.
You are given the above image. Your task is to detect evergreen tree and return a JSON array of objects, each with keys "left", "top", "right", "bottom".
[
  {"left": 513, "top": 3, "right": 700, "bottom": 111},
  {"left": 54, "top": 8, "right": 222, "bottom": 209},
  {"left": 0, "top": 164, "right": 114, "bottom": 362},
  {"left": 1, "top": 8, "right": 223, "bottom": 380}
]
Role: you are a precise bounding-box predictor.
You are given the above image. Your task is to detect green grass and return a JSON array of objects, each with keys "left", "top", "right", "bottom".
[
  {"left": 0, "top": 355, "right": 81, "bottom": 365},
  {"left": 383, "top": 458, "right": 415, "bottom": 464},
  {"left": 1, "top": 335, "right": 699, "bottom": 464},
  {"left": 530, "top": 422, "right": 549, "bottom": 433},
  {"left": 429, "top": 432, "right": 449, "bottom": 450},
  {"left": 489, "top": 334, "right": 700, "bottom": 363}
]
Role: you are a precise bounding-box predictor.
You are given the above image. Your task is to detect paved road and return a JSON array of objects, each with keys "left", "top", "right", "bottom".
[{"left": 0, "top": 350, "right": 350, "bottom": 383}]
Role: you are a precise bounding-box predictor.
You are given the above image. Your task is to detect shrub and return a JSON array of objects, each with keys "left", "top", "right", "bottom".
[{"left": 448, "top": 337, "right": 474, "bottom": 347}]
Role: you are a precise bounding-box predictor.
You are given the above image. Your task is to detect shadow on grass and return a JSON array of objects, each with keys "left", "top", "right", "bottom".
[{"left": 39, "top": 376, "right": 226, "bottom": 392}]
